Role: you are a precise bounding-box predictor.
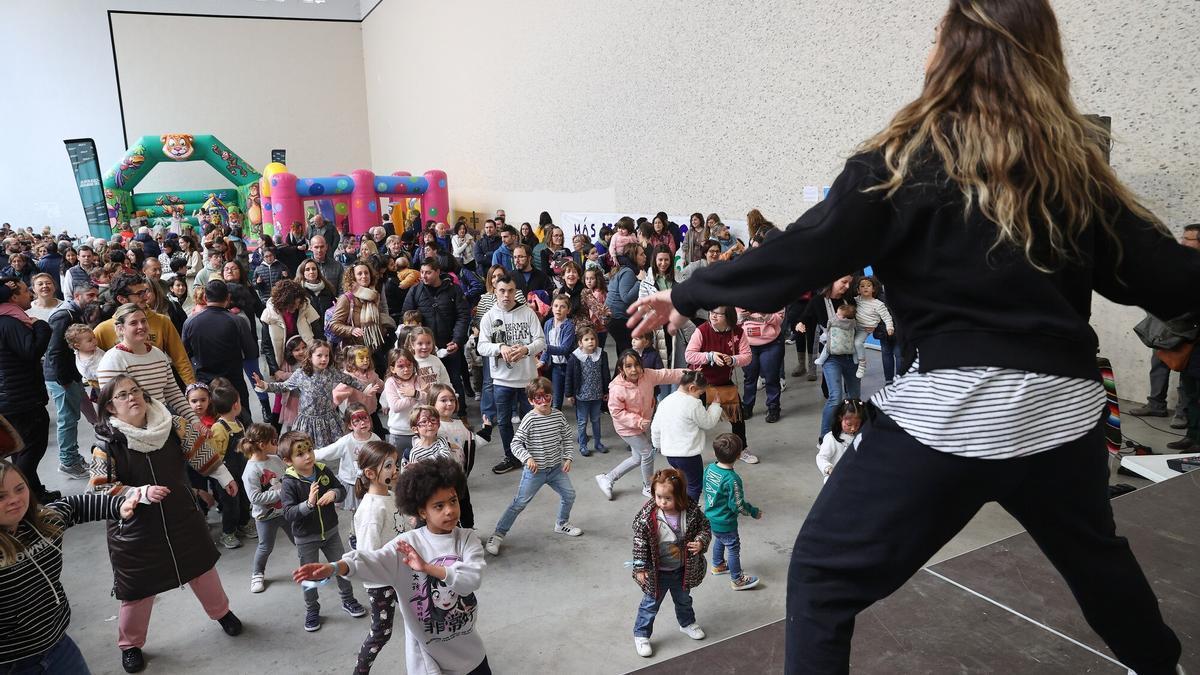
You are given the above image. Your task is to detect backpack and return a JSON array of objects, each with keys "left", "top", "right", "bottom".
[{"left": 324, "top": 292, "right": 354, "bottom": 347}]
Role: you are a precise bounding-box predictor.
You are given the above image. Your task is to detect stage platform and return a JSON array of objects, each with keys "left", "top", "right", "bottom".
[{"left": 633, "top": 472, "right": 1198, "bottom": 674}]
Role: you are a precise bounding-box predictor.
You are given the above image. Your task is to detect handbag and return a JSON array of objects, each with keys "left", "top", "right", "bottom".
[
  {"left": 1155, "top": 341, "right": 1195, "bottom": 373},
  {"left": 1134, "top": 313, "right": 1199, "bottom": 350},
  {"left": 706, "top": 384, "right": 742, "bottom": 423}
]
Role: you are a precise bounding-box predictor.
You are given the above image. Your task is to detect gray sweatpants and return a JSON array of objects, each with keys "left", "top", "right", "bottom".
[
  {"left": 297, "top": 532, "right": 356, "bottom": 610},
  {"left": 605, "top": 432, "right": 655, "bottom": 491}
]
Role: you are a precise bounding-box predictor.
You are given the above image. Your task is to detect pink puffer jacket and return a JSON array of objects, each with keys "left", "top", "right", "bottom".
[{"left": 607, "top": 367, "right": 685, "bottom": 437}]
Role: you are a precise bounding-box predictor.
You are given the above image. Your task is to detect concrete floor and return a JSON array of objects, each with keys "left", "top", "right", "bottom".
[{"left": 39, "top": 347, "right": 1172, "bottom": 674}]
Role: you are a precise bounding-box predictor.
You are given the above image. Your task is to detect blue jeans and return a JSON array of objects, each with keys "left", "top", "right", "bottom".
[
  {"left": 548, "top": 362, "right": 568, "bottom": 409},
  {"left": 45, "top": 380, "right": 83, "bottom": 466},
  {"left": 494, "top": 464, "right": 576, "bottom": 535},
  {"left": 666, "top": 455, "right": 703, "bottom": 503},
  {"left": 712, "top": 529, "right": 742, "bottom": 580},
  {"left": 575, "top": 399, "right": 604, "bottom": 450},
  {"left": 480, "top": 359, "right": 496, "bottom": 423},
  {"left": 495, "top": 384, "right": 532, "bottom": 461},
  {"left": 820, "top": 355, "right": 861, "bottom": 439},
  {"left": 4, "top": 633, "right": 90, "bottom": 674},
  {"left": 742, "top": 337, "right": 784, "bottom": 412},
  {"left": 633, "top": 568, "right": 695, "bottom": 637},
  {"left": 878, "top": 333, "right": 900, "bottom": 383}
]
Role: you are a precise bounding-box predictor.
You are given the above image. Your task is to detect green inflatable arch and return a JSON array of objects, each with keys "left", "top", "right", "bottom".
[{"left": 101, "top": 134, "right": 263, "bottom": 237}]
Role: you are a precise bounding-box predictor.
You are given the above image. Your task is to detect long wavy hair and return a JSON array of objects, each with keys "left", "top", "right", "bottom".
[
  {"left": 859, "top": 0, "right": 1163, "bottom": 271},
  {"left": 0, "top": 460, "right": 64, "bottom": 566}
]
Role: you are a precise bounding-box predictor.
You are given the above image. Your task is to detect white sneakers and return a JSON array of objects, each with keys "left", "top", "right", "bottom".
[
  {"left": 595, "top": 474, "right": 614, "bottom": 500},
  {"left": 249, "top": 573, "right": 265, "bottom": 594},
  {"left": 855, "top": 361, "right": 867, "bottom": 379},
  {"left": 484, "top": 534, "right": 504, "bottom": 555},
  {"left": 634, "top": 625, "right": 704, "bottom": 657},
  {"left": 740, "top": 450, "right": 760, "bottom": 465},
  {"left": 553, "top": 522, "right": 583, "bottom": 536},
  {"left": 641, "top": 484, "right": 652, "bottom": 498}
]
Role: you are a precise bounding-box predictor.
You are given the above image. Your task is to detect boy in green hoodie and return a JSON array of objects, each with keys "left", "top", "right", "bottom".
[{"left": 702, "top": 433, "right": 763, "bottom": 590}]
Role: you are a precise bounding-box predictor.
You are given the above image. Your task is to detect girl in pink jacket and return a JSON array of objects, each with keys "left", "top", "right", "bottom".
[{"left": 594, "top": 350, "right": 684, "bottom": 501}]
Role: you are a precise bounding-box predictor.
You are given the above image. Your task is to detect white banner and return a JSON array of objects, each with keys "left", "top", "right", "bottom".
[{"left": 557, "top": 211, "right": 748, "bottom": 251}]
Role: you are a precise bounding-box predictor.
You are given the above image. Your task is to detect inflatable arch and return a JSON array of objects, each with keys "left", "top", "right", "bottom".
[
  {"left": 260, "top": 164, "right": 448, "bottom": 238},
  {"left": 101, "top": 134, "right": 263, "bottom": 238}
]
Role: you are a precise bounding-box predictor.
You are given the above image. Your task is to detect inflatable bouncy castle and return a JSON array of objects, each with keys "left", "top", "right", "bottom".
[
  {"left": 102, "top": 134, "right": 262, "bottom": 235},
  {"left": 260, "top": 163, "right": 449, "bottom": 237}
]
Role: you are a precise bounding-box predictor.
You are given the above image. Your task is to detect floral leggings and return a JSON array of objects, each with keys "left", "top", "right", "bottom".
[{"left": 355, "top": 586, "right": 398, "bottom": 673}]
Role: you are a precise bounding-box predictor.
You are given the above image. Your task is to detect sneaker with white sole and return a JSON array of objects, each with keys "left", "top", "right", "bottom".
[
  {"left": 57, "top": 462, "right": 89, "bottom": 479},
  {"left": 553, "top": 522, "right": 583, "bottom": 537},
  {"left": 711, "top": 563, "right": 729, "bottom": 575},
  {"left": 641, "top": 484, "right": 652, "bottom": 498},
  {"left": 484, "top": 534, "right": 504, "bottom": 555},
  {"left": 595, "top": 474, "right": 614, "bottom": 500},
  {"left": 238, "top": 522, "right": 258, "bottom": 539},
  {"left": 634, "top": 636, "right": 653, "bottom": 657},
  {"left": 679, "top": 623, "right": 706, "bottom": 640},
  {"left": 219, "top": 532, "right": 242, "bottom": 549},
  {"left": 342, "top": 599, "right": 367, "bottom": 618},
  {"left": 855, "top": 362, "right": 867, "bottom": 379},
  {"left": 250, "top": 574, "right": 265, "bottom": 593},
  {"left": 731, "top": 574, "right": 760, "bottom": 591},
  {"left": 740, "top": 450, "right": 760, "bottom": 465}
]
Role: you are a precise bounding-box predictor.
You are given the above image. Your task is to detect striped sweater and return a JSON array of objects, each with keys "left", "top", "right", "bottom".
[
  {"left": 511, "top": 408, "right": 574, "bottom": 468},
  {"left": 96, "top": 344, "right": 198, "bottom": 425},
  {"left": 0, "top": 494, "right": 122, "bottom": 664}
]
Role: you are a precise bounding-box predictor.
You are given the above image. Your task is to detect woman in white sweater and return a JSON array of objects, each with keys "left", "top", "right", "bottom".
[
  {"left": 651, "top": 370, "right": 724, "bottom": 502},
  {"left": 96, "top": 304, "right": 199, "bottom": 425}
]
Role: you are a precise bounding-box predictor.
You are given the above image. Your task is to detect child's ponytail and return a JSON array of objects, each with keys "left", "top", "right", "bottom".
[{"left": 238, "top": 422, "right": 278, "bottom": 456}]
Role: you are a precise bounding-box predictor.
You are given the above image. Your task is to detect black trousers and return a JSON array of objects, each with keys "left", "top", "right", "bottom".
[
  {"left": 785, "top": 408, "right": 1180, "bottom": 675},
  {"left": 9, "top": 408, "right": 51, "bottom": 498}
]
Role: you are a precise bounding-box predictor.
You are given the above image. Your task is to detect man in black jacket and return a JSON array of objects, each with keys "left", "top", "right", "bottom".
[
  {"left": 473, "top": 219, "right": 501, "bottom": 271},
  {"left": 0, "top": 277, "right": 56, "bottom": 502},
  {"left": 403, "top": 258, "right": 470, "bottom": 411},
  {"left": 511, "top": 244, "right": 552, "bottom": 296},
  {"left": 181, "top": 280, "right": 258, "bottom": 425},
  {"left": 43, "top": 280, "right": 100, "bottom": 478}
]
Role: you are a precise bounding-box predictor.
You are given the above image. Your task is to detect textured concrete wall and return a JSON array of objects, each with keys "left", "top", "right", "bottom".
[{"left": 363, "top": 0, "right": 1200, "bottom": 404}]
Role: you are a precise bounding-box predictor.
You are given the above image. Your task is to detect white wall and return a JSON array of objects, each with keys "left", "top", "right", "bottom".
[
  {"left": 111, "top": 13, "right": 371, "bottom": 195},
  {"left": 0, "top": 0, "right": 363, "bottom": 235},
  {"left": 361, "top": 0, "right": 1200, "bottom": 405}
]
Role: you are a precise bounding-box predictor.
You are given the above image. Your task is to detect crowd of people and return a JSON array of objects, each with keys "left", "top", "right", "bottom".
[{"left": 0, "top": 204, "right": 887, "bottom": 674}]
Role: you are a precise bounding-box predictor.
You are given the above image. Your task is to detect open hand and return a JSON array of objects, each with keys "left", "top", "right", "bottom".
[
  {"left": 626, "top": 290, "right": 686, "bottom": 338},
  {"left": 397, "top": 540, "right": 427, "bottom": 573},
  {"left": 365, "top": 382, "right": 382, "bottom": 396},
  {"left": 293, "top": 563, "right": 333, "bottom": 583},
  {"left": 252, "top": 373, "right": 268, "bottom": 391}
]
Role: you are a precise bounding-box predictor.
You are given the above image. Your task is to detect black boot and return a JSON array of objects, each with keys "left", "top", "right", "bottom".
[
  {"left": 218, "top": 610, "right": 243, "bottom": 636},
  {"left": 122, "top": 647, "right": 145, "bottom": 673}
]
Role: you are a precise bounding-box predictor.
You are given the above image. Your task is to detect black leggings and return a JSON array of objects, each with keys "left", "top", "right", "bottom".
[{"left": 355, "top": 586, "right": 397, "bottom": 674}]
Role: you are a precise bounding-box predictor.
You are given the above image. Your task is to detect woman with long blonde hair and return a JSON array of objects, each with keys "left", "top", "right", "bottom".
[{"left": 628, "top": 0, "right": 1192, "bottom": 671}]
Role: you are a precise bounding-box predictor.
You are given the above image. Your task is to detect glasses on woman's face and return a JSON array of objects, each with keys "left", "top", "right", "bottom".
[{"left": 113, "top": 386, "right": 143, "bottom": 403}]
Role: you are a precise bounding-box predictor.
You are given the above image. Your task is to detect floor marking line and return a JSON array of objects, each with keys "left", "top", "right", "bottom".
[{"left": 922, "top": 568, "right": 1128, "bottom": 670}]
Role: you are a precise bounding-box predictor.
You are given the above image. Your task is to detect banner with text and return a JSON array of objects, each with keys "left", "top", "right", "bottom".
[
  {"left": 63, "top": 138, "right": 111, "bottom": 238},
  {"left": 558, "top": 212, "right": 748, "bottom": 251}
]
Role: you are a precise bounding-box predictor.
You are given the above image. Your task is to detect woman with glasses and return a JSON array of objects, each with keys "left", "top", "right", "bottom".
[
  {"left": 96, "top": 303, "right": 199, "bottom": 425},
  {"left": 88, "top": 375, "right": 243, "bottom": 673}
]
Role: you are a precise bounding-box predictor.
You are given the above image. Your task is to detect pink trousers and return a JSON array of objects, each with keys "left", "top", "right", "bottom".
[{"left": 117, "top": 566, "right": 230, "bottom": 649}]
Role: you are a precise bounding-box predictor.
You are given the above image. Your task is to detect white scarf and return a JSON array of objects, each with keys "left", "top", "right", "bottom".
[
  {"left": 108, "top": 399, "right": 173, "bottom": 453},
  {"left": 353, "top": 286, "right": 385, "bottom": 351},
  {"left": 303, "top": 280, "right": 326, "bottom": 294}
]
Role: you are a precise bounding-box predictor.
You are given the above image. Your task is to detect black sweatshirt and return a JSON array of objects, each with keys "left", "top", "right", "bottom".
[{"left": 672, "top": 150, "right": 1200, "bottom": 382}]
